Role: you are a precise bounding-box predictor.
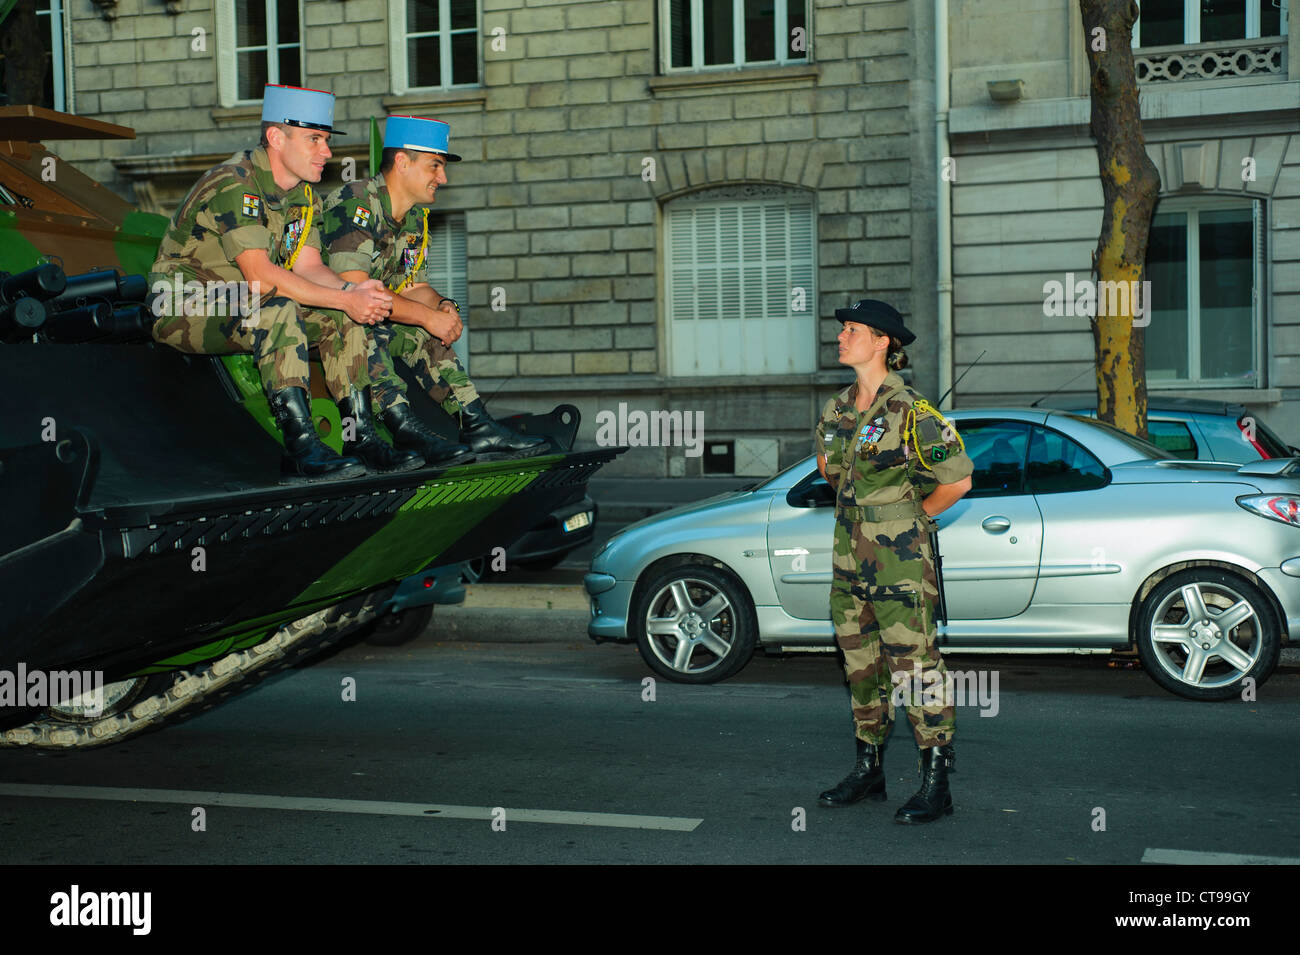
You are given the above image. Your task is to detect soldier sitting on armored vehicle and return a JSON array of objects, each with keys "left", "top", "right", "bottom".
[
  {"left": 149, "top": 84, "right": 425, "bottom": 482},
  {"left": 321, "top": 115, "right": 548, "bottom": 463}
]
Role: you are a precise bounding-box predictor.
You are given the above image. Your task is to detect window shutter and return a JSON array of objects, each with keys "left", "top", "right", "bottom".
[
  {"left": 666, "top": 191, "right": 816, "bottom": 376},
  {"left": 389, "top": 0, "right": 407, "bottom": 94},
  {"left": 216, "top": 0, "right": 237, "bottom": 107},
  {"left": 423, "top": 213, "right": 469, "bottom": 369},
  {"left": 1254, "top": 197, "right": 1265, "bottom": 380}
]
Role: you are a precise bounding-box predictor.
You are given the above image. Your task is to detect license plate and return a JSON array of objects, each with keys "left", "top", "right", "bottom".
[{"left": 564, "top": 511, "right": 592, "bottom": 532}]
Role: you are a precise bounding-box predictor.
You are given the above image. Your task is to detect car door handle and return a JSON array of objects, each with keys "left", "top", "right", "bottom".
[{"left": 981, "top": 516, "right": 1012, "bottom": 534}]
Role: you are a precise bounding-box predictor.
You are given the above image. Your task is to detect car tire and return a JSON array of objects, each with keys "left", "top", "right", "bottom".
[
  {"left": 631, "top": 564, "right": 757, "bottom": 684},
  {"left": 364, "top": 605, "right": 435, "bottom": 647},
  {"left": 1135, "top": 569, "right": 1280, "bottom": 701}
]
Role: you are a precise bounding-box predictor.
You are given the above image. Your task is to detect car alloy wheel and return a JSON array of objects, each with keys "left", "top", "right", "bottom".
[
  {"left": 1136, "top": 569, "right": 1280, "bottom": 701},
  {"left": 633, "top": 564, "right": 757, "bottom": 684}
]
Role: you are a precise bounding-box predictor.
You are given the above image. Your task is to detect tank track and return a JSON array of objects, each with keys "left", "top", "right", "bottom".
[{"left": 0, "top": 588, "right": 389, "bottom": 751}]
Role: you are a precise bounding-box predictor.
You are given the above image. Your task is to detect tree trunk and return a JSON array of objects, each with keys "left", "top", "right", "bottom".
[
  {"left": 1, "top": 0, "right": 48, "bottom": 107},
  {"left": 1079, "top": 0, "right": 1160, "bottom": 440}
]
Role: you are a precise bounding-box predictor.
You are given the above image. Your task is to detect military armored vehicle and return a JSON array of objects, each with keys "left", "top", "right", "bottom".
[{"left": 0, "top": 106, "right": 619, "bottom": 749}]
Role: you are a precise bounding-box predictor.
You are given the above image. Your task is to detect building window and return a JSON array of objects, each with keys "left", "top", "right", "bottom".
[
  {"left": 0, "top": 0, "right": 66, "bottom": 110},
  {"left": 423, "top": 213, "right": 470, "bottom": 369},
  {"left": 663, "top": 0, "right": 808, "bottom": 72},
  {"left": 1134, "top": 0, "right": 1288, "bottom": 46},
  {"left": 36, "top": 0, "right": 66, "bottom": 111},
  {"left": 1144, "top": 199, "right": 1262, "bottom": 388},
  {"left": 217, "top": 0, "right": 303, "bottom": 106},
  {"left": 665, "top": 186, "right": 816, "bottom": 377},
  {"left": 390, "top": 0, "right": 479, "bottom": 93}
]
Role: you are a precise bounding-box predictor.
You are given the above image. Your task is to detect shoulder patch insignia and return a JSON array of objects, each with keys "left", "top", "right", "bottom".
[
  {"left": 353, "top": 206, "right": 372, "bottom": 228},
  {"left": 241, "top": 194, "right": 261, "bottom": 218},
  {"left": 931, "top": 446, "right": 948, "bottom": 462}
]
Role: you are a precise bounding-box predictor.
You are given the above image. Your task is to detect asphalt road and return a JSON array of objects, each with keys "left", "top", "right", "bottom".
[{"left": 2, "top": 606, "right": 1297, "bottom": 865}]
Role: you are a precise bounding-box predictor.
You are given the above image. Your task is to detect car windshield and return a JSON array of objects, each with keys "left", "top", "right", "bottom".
[
  {"left": 760, "top": 454, "right": 820, "bottom": 489},
  {"left": 1059, "top": 414, "right": 1175, "bottom": 460}
]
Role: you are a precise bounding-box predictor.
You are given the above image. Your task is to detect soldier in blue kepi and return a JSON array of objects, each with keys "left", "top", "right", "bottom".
[
  {"left": 150, "top": 84, "right": 421, "bottom": 481},
  {"left": 320, "top": 115, "right": 549, "bottom": 463}
]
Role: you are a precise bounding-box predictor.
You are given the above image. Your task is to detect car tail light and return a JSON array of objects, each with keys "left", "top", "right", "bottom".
[{"left": 1237, "top": 494, "right": 1300, "bottom": 526}]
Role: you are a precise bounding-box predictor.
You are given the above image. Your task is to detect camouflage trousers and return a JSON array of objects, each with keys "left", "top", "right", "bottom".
[
  {"left": 830, "top": 513, "right": 955, "bottom": 749},
  {"left": 152, "top": 294, "right": 372, "bottom": 397},
  {"left": 367, "top": 321, "right": 480, "bottom": 416}
]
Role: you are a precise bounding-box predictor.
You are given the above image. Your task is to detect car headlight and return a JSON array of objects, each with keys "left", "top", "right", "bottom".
[{"left": 1237, "top": 494, "right": 1300, "bottom": 527}]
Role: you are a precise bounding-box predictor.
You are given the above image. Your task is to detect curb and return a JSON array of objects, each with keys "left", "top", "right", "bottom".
[{"left": 461, "top": 582, "right": 589, "bottom": 612}]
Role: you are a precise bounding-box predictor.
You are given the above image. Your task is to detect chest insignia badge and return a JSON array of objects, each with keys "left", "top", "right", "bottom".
[
  {"left": 282, "top": 217, "right": 305, "bottom": 257},
  {"left": 860, "top": 420, "right": 887, "bottom": 444}
]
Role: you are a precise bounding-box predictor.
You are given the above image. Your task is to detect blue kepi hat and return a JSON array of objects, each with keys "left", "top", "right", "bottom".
[
  {"left": 384, "top": 115, "right": 462, "bottom": 163},
  {"left": 261, "top": 84, "right": 344, "bottom": 134}
]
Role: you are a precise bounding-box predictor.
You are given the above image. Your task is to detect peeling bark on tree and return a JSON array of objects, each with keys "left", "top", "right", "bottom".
[{"left": 1080, "top": 0, "right": 1160, "bottom": 440}]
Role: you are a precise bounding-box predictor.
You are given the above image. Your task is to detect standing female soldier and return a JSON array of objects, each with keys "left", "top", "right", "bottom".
[{"left": 814, "top": 300, "right": 973, "bottom": 823}]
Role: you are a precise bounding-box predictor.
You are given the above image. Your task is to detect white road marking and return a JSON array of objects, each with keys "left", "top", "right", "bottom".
[
  {"left": 1143, "top": 847, "right": 1300, "bottom": 865},
  {"left": 0, "top": 783, "right": 702, "bottom": 832}
]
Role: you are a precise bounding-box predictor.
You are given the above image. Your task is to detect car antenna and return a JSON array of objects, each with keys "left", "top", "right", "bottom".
[
  {"left": 484, "top": 370, "right": 516, "bottom": 408},
  {"left": 935, "top": 350, "right": 985, "bottom": 407},
  {"left": 1030, "top": 365, "right": 1095, "bottom": 408}
]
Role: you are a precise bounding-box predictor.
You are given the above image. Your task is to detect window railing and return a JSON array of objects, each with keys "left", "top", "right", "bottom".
[{"left": 1135, "top": 37, "right": 1286, "bottom": 83}]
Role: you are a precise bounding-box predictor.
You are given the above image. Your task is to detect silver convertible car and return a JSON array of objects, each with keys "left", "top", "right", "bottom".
[{"left": 585, "top": 409, "right": 1300, "bottom": 701}]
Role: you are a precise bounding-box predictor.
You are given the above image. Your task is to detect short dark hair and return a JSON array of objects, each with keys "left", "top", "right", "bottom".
[
  {"left": 379, "top": 147, "right": 445, "bottom": 174},
  {"left": 259, "top": 121, "right": 292, "bottom": 148}
]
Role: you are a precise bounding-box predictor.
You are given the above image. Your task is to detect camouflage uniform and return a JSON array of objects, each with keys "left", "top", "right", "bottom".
[
  {"left": 815, "top": 371, "right": 974, "bottom": 749},
  {"left": 149, "top": 146, "right": 372, "bottom": 397},
  {"left": 320, "top": 174, "right": 478, "bottom": 416}
]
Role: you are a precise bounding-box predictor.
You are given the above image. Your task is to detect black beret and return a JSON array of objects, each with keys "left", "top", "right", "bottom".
[{"left": 834, "top": 299, "right": 915, "bottom": 345}]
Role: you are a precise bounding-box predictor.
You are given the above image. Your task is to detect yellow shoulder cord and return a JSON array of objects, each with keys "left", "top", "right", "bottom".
[
  {"left": 905, "top": 398, "right": 965, "bottom": 471},
  {"left": 284, "top": 183, "right": 314, "bottom": 271},
  {"left": 390, "top": 208, "right": 429, "bottom": 294}
]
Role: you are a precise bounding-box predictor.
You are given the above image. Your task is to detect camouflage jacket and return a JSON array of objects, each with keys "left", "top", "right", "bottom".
[
  {"left": 320, "top": 175, "right": 431, "bottom": 289},
  {"left": 149, "top": 146, "right": 322, "bottom": 285},
  {"left": 815, "top": 372, "right": 974, "bottom": 515}
]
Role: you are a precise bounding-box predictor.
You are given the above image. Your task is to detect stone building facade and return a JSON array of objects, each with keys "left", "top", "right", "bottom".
[
  {"left": 30, "top": 0, "right": 940, "bottom": 477},
  {"left": 946, "top": 0, "right": 1297, "bottom": 441}
]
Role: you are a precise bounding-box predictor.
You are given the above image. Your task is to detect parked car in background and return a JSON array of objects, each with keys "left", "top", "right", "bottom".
[
  {"left": 586, "top": 408, "right": 1299, "bottom": 701},
  {"left": 1068, "top": 397, "right": 1294, "bottom": 463}
]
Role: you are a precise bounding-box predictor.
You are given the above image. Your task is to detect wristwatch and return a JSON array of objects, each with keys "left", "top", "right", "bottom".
[
  {"left": 341, "top": 281, "right": 355, "bottom": 292},
  {"left": 439, "top": 297, "right": 460, "bottom": 312}
]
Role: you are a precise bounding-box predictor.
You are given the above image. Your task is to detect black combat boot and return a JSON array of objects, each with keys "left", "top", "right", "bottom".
[
  {"left": 894, "top": 744, "right": 955, "bottom": 824},
  {"left": 818, "top": 738, "right": 887, "bottom": 807},
  {"left": 457, "top": 398, "right": 551, "bottom": 459},
  {"left": 338, "top": 388, "right": 424, "bottom": 473},
  {"left": 267, "top": 386, "right": 366, "bottom": 483},
  {"left": 381, "top": 402, "right": 476, "bottom": 468}
]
